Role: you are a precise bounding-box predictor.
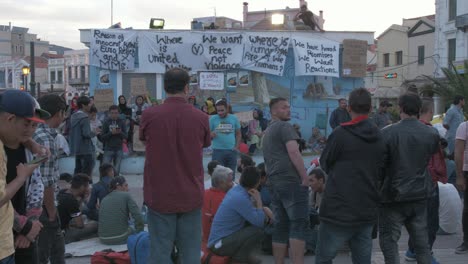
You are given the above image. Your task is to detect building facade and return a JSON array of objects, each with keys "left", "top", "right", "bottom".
[
  {"left": 435, "top": 0, "right": 468, "bottom": 76},
  {"left": 64, "top": 49, "right": 90, "bottom": 99}
]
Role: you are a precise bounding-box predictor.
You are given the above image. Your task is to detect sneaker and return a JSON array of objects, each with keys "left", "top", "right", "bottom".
[
  {"left": 404, "top": 250, "right": 416, "bottom": 261},
  {"left": 455, "top": 242, "right": 468, "bottom": 254},
  {"left": 431, "top": 256, "right": 440, "bottom": 264}
]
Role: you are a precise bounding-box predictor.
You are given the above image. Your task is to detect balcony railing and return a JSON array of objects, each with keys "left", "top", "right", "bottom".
[
  {"left": 69, "top": 78, "right": 89, "bottom": 85},
  {"left": 456, "top": 13, "right": 468, "bottom": 31}
]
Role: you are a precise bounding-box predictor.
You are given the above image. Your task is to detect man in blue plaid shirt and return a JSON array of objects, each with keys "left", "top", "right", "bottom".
[{"left": 33, "top": 94, "right": 67, "bottom": 264}]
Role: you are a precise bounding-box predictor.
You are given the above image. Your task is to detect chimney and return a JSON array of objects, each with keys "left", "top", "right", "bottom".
[
  {"left": 319, "top": 10, "right": 323, "bottom": 19},
  {"left": 243, "top": 2, "right": 248, "bottom": 27}
]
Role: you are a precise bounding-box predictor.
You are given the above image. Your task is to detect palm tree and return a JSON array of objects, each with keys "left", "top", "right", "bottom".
[{"left": 422, "top": 61, "right": 468, "bottom": 113}]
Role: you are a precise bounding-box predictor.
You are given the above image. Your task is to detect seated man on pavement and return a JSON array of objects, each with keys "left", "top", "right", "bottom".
[
  {"left": 208, "top": 166, "right": 273, "bottom": 264},
  {"left": 86, "top": 163, "right": 114, "bottom": 220},
  {"left": 57, "top": 173, "right": 98, "bottom": 244},
  {"left": 98, "top": 176, "right": 144, "bottom": 245},
  {"left": 202, "top": 165, "right": 234, "bottom": 247}
]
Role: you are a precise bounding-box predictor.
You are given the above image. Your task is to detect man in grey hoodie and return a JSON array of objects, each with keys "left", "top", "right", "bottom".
[{"left": 70, "top": 96, "right": 100, "bottom": 179}]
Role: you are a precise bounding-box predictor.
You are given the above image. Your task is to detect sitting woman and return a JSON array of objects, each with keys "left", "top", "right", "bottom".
[
  {"left": 98, "top": 176, "right": 144, "bottom": 245},
  {"left": 208, "top": 167, "right": 273, "bottom": 264}
]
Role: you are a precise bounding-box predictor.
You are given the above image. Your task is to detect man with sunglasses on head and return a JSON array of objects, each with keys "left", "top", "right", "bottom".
[{"left": 33, "top": 94, "right": 68, "bottom": 264}]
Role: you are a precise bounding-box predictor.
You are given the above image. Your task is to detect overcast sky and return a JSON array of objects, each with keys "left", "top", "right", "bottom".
[{"left": 1, "top": 0, "right": 436, "bottom": 50}]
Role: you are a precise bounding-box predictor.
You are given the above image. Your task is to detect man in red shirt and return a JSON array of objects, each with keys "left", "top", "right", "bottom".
[{"left": 139, "top": 68, "right": 211, "bottom": 263}]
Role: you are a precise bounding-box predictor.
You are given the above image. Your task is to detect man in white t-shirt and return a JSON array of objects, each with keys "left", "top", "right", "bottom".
[
  {"left": 454, "top": 121, "right": 468, "bottom": 254},
  {"left": 437, "top": 182, "right": 462, "bottom": 234}
]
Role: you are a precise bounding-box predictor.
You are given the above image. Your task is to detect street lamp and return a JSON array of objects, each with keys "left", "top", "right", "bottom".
[{"left": 22, "top": 66, "right": 30, "bottom": 91}]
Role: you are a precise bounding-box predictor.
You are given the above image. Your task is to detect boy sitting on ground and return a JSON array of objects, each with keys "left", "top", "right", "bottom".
[{"left": 86, "top": 163, "right": 114, "bottom": 220}]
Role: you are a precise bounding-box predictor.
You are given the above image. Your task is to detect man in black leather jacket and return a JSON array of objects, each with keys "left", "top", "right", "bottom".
[{"left": 379, "top": 93, "right": 439, "bottom": 264}]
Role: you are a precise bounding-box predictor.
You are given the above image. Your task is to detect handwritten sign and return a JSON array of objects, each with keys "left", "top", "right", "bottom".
[
  {"left": 130, "top": 78, "right": 148, "bottom": 97},
  {"left": 293, "top": 37, "right": 340, "bottom": 77},
  {"left": 342, "top": 39, "right": 367, "bottom": 78},
  {"left": 90, "top": 29, "right": 137, "bottom": 71},
  {"left": 139, "top": 31, "right": 244, "bottom": 73},
  {"left": 241, "top": 32, "right": 290, "bottom": 76},
  {"left": 199, "top": 72, "right": 224, "bottom": 90},
  {"left": 93, "top": 89, "right": 114, "bottom": 112}
]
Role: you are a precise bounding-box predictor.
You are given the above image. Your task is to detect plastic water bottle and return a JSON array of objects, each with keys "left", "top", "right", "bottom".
[{"left": 141, "top": 204, "right": 148, "bottom": 224}]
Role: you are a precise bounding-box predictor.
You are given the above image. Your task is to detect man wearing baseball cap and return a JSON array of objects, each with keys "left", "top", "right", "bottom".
[{"left": 0, "top": 89, "right": 50, "bottom": 264}]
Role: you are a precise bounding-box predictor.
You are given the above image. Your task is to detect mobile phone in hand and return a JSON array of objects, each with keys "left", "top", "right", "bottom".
[{"left": 28, "top": 156, "right": 48, "bottom": 165}]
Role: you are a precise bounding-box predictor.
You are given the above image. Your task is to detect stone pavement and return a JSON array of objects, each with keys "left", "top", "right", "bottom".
[{"left": 65, "top": 154, "right": 467, "bottom": 263}]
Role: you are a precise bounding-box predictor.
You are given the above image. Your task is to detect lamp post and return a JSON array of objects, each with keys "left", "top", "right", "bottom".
[{"left": 22, "top": 66, "right": 30, "bottom": 91}]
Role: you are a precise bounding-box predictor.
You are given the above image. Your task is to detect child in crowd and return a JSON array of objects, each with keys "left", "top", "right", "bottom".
[
  {"left": 89, "top": 105, "right": 104, "bottom": 161},
  {"left": 205, "top": 160, "right": 220, "bottom": 189},
  {"left": 237, "top": 154, "right": 255, "bottom": 174},
  {"left": 86, "top": 163, "right": 114, "bottom": 221}
]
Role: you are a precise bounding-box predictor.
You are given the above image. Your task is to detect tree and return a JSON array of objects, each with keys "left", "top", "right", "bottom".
[{"left": 422, "top": 61, "right": 468, "bottom": 113}]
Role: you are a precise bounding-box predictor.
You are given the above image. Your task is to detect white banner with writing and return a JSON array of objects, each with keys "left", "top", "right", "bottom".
[
  {"left": 138, "top": 31, "right": 244, "bottom": 73},
  {"left": 241, "top": 32, "right": 290, "bottom": 76},
  {"left": 293, "top": 37, "right": 340, "bottom": 77},
  {"left": 90, "top": 29, "right": 138, "bottom": 71}
]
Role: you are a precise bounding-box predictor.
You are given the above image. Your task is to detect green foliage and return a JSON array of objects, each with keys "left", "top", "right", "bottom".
[{"left": 422, "top": 61, "right": 468, "bottom": 113}]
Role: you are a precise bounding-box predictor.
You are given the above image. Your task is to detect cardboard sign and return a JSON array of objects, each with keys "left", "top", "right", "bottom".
[
  {"left": 342, "top": 39, "right": 368, "bottom": 78},
  {"left": 93, "top": 89, "right": 114, "bottom": 112},
  {"left": 130, "top": 78, "right": 148, "bottom": 97}
]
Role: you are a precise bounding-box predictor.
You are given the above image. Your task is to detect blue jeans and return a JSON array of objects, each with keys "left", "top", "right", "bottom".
[
  {"left": 212, "top": 149, "right": 237, "bottom": 174},
  {"left": 379, "top": 200, "right": 431, "bottom": 264},
  {"left": 269, "top": 183, "right": 309, "bottom": 244},
  {"left": 0, "top": 255, "right": 14, "bottom": 264},
  {"left": 408, "top": 184, "right": 439, "bottom": 252},
  {"left": 315, "top": 222, "right": 373, "bottom": 264},
  {"left": 147, "top": 208, "right": 201, "bottom": 264},
  {"left": 103, "top": 149, "right": 123, "bottom": 175}
]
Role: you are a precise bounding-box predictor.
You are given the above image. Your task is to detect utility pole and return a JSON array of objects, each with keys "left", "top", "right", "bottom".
[
  {"left": 30, "top": 41, "right": 36, "bottom": 97},
  {"left": 111, "top": 0, "right": 114, "bottom": 26}
]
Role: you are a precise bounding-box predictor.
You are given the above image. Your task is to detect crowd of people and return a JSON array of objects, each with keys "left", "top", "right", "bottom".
[{"left": 0, "top": 67, "right": 467, "bottom": 264}]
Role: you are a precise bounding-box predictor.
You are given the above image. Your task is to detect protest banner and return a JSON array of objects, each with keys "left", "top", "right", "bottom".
[
  {"left": 241, "top": 32, "right": 290, "bottom": 76},
  {"left": 293, "top": 37, "right": 340, "bottom": 77},
  {"left": 138, "top": 31, "right": 244, "bottom": 73},
  {"left": 90, "top": 29, "right": 137, "bottom": 71}
]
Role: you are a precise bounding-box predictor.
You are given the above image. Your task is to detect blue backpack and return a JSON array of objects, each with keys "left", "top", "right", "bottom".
[{"left": 127, "top": 231, "right": 150, "bottom": 264}]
